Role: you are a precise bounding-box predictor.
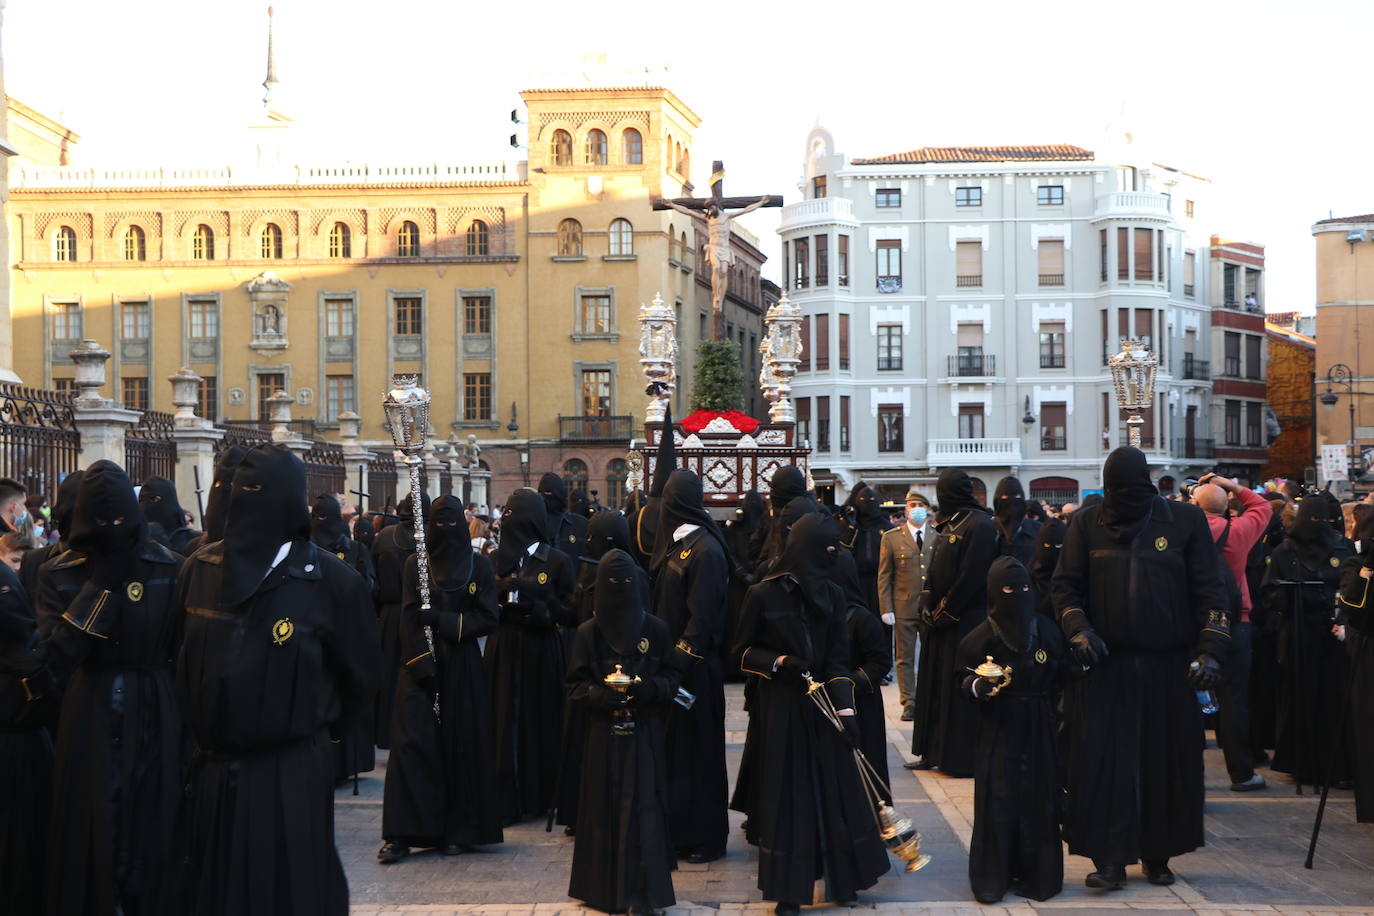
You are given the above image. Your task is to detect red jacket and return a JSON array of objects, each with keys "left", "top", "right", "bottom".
[{"left": 1204, "top": 486, "right": 1272, "bottom": 622}]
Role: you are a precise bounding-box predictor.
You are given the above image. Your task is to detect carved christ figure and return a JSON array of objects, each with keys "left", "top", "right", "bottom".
[{"left": 653, "top": 161, "right": 782, "bottom": 339}]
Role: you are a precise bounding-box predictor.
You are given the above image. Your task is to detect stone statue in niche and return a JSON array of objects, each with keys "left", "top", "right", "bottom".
[
  {"left": 260, "top": 304, "right": 282, "bottom": 336},
  {"left": 246, "top": 270, "right": 291, "bottom": 351}
]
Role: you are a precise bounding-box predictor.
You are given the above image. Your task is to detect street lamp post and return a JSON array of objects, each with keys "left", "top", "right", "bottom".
[
  {"left": 1320, "top": 363, "right": 1359, "bottom": 480},
  {"left": 1108, "top": 337, "right": 1160, "bottom": 450}
]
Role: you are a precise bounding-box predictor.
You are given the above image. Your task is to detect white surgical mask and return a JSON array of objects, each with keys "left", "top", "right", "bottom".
[{"left": 908, "top": 506, "right": 927, "bottom": 526}]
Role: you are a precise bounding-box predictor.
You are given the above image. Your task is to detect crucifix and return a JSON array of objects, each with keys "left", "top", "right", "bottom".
[{"left": 653, "top": 160, "right": 782, "bottom": 339}]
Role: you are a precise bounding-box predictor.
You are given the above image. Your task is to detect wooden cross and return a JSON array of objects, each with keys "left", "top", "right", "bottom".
[{"left": 653, "top": 160, "right": 782, "bottom": 340}]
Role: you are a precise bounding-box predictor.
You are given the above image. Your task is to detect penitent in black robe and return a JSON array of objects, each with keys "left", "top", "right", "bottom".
[
  {"left": 382, "top": 551, "right": 503, "bottom": 848},
  {"left": 911, "top": 507, "right": 999, "bottom": 777},
  {"left": 372, "top": 521, "right": 417, "bottom": 749},
  {"left": 1337, "top": 551, "right": 1374, "bottom": 822},
  {"left": 566, "top": 614, "right": 679, "bottom": 913},
  {"left": 0, "top": 566, "right": 57, "bottom": 914},
  {"left": 846, "top": 605, "right": 893, "bottom": 802},
  {"left": 733, "top": 576, "right": 890, "bottom": 904},
  {"left": 958, "top": 616, "right": 1067, "bottom": 903},
  {"left": 37, "top": 539, "right": 184, "bottom": 916},
  {"left": 1051, "top": 496, "right": 1229, "bottom": 865},
  {"left": 322, "top": 534, "right": 379, "bottom": 780},
  {"left": 485, "top": 542, "right": 576, "bottom": 823},
  {"left": 173, "top": 540, "right": 379, "bottom": 916}
]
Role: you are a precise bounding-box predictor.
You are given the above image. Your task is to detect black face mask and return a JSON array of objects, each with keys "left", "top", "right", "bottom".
[
  {"left": 51, "top": 469, "right": 84, "bottom": 541},
  {"left": 768, "top": 511, "right": 841, "bottom": 618},
  {"left": 539, "top": 472, "right": 568, "bottom": 516},
  {"left": 594, "top": 548, "right": 646, "bottom": 656},
  {"left": 585, "top": 510, "right": 632, "bottom": 562},
  {"left": 1288, "top": 497, "right": 1337, "bottom": 569},
  {"left": 993, "top": 476, "right": 1027, "bottom": 531},
  {"left": 768, "top": 465, "right": 807, "bottom": 510},
  {"left": 736, "top": 490, "right": 765, "bottom": 532},
  {"left": 138, "top": 474, "right": 188, "bottom": 535},
  {"left": 428, "top": 494, "right": 472, "bottom": 588},
  {"left": 352, "top": 515, "right": 375, "bottom": 549},
  {"left": 1099, "top": 447, "right": 1156, "bottom": 539},
  {"left": 987, "top": 556, "right": 1035, "bottom": 653},
  {"left": 650, "top": 469, "right": 729, "bottom": 571},
  {"left": 67, "top": 460, "right": 145, "bottom": 557},
  {"left": 219, "top": 445, "right": 309, "bottom": 609},
  {"left": 495, "top": 488, "right": 548, "bottom": 575},
  {"left": 936, "top": 468, "right": 982, "bottom": 522},
  {"left": 310, "top": 494, "right": 349, "bottom": 550},
  {"left": 846, "top": 482, "right": 883, "bottom": 526},
  {"left": 202, "top": 446, "right": 248, "bottom": 544},
  {"left": 397, "top": 491, "right": 430, "bottom": 532}
]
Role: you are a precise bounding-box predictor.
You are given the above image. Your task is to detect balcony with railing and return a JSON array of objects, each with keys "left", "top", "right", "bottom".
[
  {"left": 1037, "top": 273, "right": 1064, "bottom": 287},
  {"left": 1040, "top": 354, "right": 1066, "bottom": 369},
  {"left": 927, "top": 437, "right": 1023, "bottom": 466},
  {"left": 778, "top": 196, "right": 858, "bottom": 233},
  {"left": 947, "top": 353, "right": 996, "bottom": 377},
  {"left": 1174, "top": 438, "right": 1217, "bottom": 460},
  {"left": 559, "top": 415, "right": 632, "bottom": 441},
  {"left": 11, "top": 161, "right": 519, "bottom": 188},
  {"left": 1092, "top": 191, "right": 1172, "bottom": 221},
  {"left": 1181, "top": 355, "right": 1210, "bottom": 380},
  {"left": 955, "top": 274, "right": 982, "bottom": 288}
]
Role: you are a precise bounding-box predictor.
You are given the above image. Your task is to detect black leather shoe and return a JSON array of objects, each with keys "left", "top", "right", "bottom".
[
  {"left": 377, "top": 842, "right": 410, "bottom": 864},
  {"left": 1143, "top": 859, "right": 1175, "bottom": 886},
  {"left": 900, "top": 707, "right": 914, "bottom": 722},
  {"left": 685, "top": 848, "right": 725, "bottom": 864},
  {"left": 563, "top": 825, "right": 576, "bottom": 837},
  {"left": 903, "top": 758, "right": 934, "bottom": 770},
  {"left": 774, "top": 904, "right": 800, "bottom": 916},
  {"left": 1085, "top": 863, "right": 1127, "bottom": 890},
  {"left": 441, "top": 843, "right": 468, "bottom": 856}
]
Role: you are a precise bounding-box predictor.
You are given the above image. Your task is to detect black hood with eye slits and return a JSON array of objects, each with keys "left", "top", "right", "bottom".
[
  {"left": 987, "top": 556, "right": 1035, "bottom": 653},
  {"left": 594, "top": 548, "right": 647, "bottom": 656},
  {"left": 219, "top": 445, "right": 309, "bottom": 610},
  {"left": 67, "top": 460, "right": 145, "bottom": 556}
]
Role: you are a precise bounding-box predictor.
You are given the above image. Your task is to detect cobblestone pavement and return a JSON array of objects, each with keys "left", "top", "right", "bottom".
[{"left": 338, "top": 683, "right": 1374, "bottom": 914}]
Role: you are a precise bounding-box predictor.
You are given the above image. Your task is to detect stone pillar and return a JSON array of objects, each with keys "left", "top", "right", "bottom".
[
  {"left": 267, "top": 388, "right": 309, "bottom": 456},
  {"left": 469, "top": 468, "right": 491, "bottom": 512},
  {"left": 422, "top": 439, "right": 443, "bottom": 501},
  {"left": 337, "top": 410, "right": 375, "bottom": 512},
  {"left": 168, "top": 366, "right": 225, "bottom": 527},
  {"left": 69, "top": 339, "right": 141, "bottom": 470}
]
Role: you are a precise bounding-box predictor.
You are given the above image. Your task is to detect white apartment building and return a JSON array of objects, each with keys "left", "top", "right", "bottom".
[{"left": 778, "top": 127, "right": 1265, "bottom": 505}]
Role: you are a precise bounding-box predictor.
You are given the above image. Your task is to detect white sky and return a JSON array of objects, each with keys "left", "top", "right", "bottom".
[{"left": 7, "top": 0, "right": 1371, "bottom": 313}]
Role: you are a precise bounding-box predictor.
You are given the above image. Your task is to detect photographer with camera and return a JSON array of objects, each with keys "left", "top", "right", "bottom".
[{"left": 1191, "top": 472, "right": 1272, "bottom": 791}]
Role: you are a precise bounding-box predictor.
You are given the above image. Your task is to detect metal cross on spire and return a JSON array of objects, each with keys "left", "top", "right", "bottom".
[{"left": 262, "top": 6, "right": 279, "bottom": 107}]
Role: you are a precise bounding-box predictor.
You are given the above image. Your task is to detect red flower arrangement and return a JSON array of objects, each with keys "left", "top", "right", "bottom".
[{"left": 679, "top": 409, "right": 762, "bottom": 435}]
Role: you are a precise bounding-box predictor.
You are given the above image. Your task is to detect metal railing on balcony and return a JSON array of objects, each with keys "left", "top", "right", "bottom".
[
  {"left": 948, "top": 353, "right": 996, "bottom": 377},
  {"left": 1173, "top": 438, "right": 1216, "bottom": 460},
  {"left": 1040, "top": 436, "right": 1067, "bottom": 451},
  {"left": 876, "top": 276, "right": 902, "bottom": 293},
  {"left": 955, "top": 274, "right": 982, "bottom": 288},
  {"left": 559, "top": 415, "right": 632, "bottom": 441},
  {"left": 1038, "top": 273, "right": 1064, "bottom": 286},
  {"left": 1181, "top": 356, "right": 1210, "bottom": 380},
  {"left": 1040, "top": 354, "right": 1066, "bottom": 369},
  {"left": 1183, "top": 284, "right": 1195, "bottom": 297},
  {"left": 1118, "top": 430, "right": 1158, "bottom": 449}
]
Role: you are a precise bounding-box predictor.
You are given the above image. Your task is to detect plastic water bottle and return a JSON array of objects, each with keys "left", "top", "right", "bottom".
[{"left": 1195, "top": 690, "right": 1218, "bottom": 715}]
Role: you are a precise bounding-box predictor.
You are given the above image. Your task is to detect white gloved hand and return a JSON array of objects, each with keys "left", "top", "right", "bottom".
[{"left": 881, "top": 612, "right": 895, "bottom": 626}]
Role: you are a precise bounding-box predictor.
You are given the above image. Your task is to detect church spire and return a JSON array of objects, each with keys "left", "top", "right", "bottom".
[{"left": 262, "top": 6, "right": 278, "bottom": 107}]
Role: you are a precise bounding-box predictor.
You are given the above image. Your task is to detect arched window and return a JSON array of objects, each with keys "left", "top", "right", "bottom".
[
  {"left": 681, "top": 148, "right": 691, "bottom": 178},
  {"left": 608, "top": 218, "right": 633, "bottom": 256},
  {"left": 621, "top": 128, "right": 643, "bottom": 165},
  {"left": 396, "top": 220, "right": 419, "bottom": 257},
  {"left": 260, "top": 223, "right": 282, "bottom": 259},
  {"left": 328, "top": 222, "right": 351, "bottom": 258},
  {"left": 123, "top": 225, "right": 146, "bottom": 261},
  {"left": 605, "top": 458, "right": 627, "bottom": 509},
  {"left": 674, "top": 141, "right": 683, "bottom": 173},
  {"left": 466, "top": 220, "right": 489, "bottom": 257},
  {"left": 1028, "top": 475, "right": 1079, "bottom": 508},
  {"left": 551, "top": 129, "right": 573, "bottom": 166},
  {"left": 557, "top": 218, "right": 583, "bottom": 257},
  {"left": 680, "top": 230, "right": 689, "bottom": 263},
  {"left": 192, "top": 224, "right": 214, "bottom": 260},
  {"left": 54, "top": 225, "right": 77, "bottom": 262},
  {"left": 585, "top": 128, "right": 607, "bottom": 165},
  {"left": 562, "top": 458, "right": 588, "bottom": 495}
]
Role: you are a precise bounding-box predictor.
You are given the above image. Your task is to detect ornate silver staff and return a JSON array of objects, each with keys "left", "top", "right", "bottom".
[{"left": 383, "top": 375, "right": 439, "bottom": 721}]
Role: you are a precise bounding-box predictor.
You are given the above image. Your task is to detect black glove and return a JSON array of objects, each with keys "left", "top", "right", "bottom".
[
  {"left": 524, "top": 603, "right": 552, "bottom": 629},
  {"left": 839, "top": 714, "right": 862, "bottom": 749},
  {"left": 778, "top": 655, "right": 808, "bottom": 678},
  {"left": 915, "top": 590, "right": 934, "bottom": 630},
  {"left": 965, "top": 675, "right": 998, "bottom": 700},
  {"left": 495, "top": 574, "right": 520, "bottom": 595},
  {"left": 628, "top": 678, "right": 662, "bottom": 707},
  {"left": 587, "top": 683, "right": 627, "bottom": 710},
  {"left": 1188, "top": 653, "right": 1221, "bottom": 689},
  {"left": 1068, "top": 628, "right": 1109, "bottom": 667}
]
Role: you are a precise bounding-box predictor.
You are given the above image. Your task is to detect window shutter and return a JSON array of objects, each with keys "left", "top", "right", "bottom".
[
  {"left": 956, "top": 322, "right": 983, "bottom": 347},
  {"left": 956, "top": 240, "right": 981, "bottom": 274},
  {"left": 1038, "top": 239, "right": 1065, "bottom": 274}
]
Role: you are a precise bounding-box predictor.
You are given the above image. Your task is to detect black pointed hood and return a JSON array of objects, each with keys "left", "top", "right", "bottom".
[
  {"left": 1289, "top": 496, "right": 1338, "bottom": 568},
  {"left": 845, "top": 480, "right": 884, "bottom": 527},
  {"left": 50, "top": 469, "right": 84, "bottom": 541},
  {"left": 67, "top": 460, "right": 146, "bottom": 556},
  {"left": 353, "top": 513, "right": 375, "bottom": 550},
  {"left": 649, "top": 401, "right": 677, "bottom": 498},
  {"left": 734, "top": 489, "right": 765, "bottom": 534},
  {"left": 202, "top": 445, "right": 248, "bottom": 544},
  {"left": 766, "top": 511, "right": 840, "bottom": 618},
  {"left": 987, "top": 556, "right": 1035, "bottom": 653},
  {"left": 138, "top": 475, "right": 187, "bottom": 537},
  {"left": 428, "top": 494, "right": 473, "bottom": 588},
  {"left": 539, "top": 471, "right": 568, "bottom": 514},
  {"left": 594, "top": 548, "right": 647, "bottom": 656},
  {"left": 768, "top": 465, "right": 807, "bottom": 511},
  {"left": 495, "top": 487, "right": 547, "bottom": 575},
  {"left": 650, "top": 469, "right": 729, "bottom": 571},
  {"left": 397, "top": 491, "right": 430, "bottom": 531},
  {"left": 993, "top": 476, "right": 1027, "bottom": 534},
  {"left": 586, "top": 510, "right": 632, "bottom": 563},
  {"left": 310, "top": 494, "right": 349, "bottom": 550},
  {"left": 1099, "top": 447, "right": 1156, "bottom": 541},
  {"left": 219, "top": 445, "right": 309, "bottom": 610},
  {"left": 935, "top": 468, "right": 982, "bottom": 522}
]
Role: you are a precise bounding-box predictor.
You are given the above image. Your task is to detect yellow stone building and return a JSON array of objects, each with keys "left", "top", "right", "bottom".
[
  {"left": 6, "top": 85, "right": 770, "bottom": 504},
  {"left": 1311, "top": 213, "right": 1374, "bottom": 487}
]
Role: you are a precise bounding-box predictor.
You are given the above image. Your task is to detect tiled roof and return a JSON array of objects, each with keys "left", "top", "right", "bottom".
[
  {"left": 853, "top": 144, "right": 1093, "bottom": 165},
  {"left": 1314, "top": 213, "right": 1374, "bottom": 225}
]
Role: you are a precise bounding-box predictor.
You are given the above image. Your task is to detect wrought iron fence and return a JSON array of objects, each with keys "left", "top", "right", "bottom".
[
  {"left": 439, "top": 462, "right": 453, "bottom": 496},
  {"left": 304, "top": 439, "right": 346, "bottom": 498},
  {"left": 125, "top": 409, "right": 176, "bottom": 483},
  {"left": 0, "top": 382, "right": 80, "bottom": 501},
  {"left": 214, "top": 421, "right": 271, "bottom": 457},
  {"left": 371, "top": 449, "right": 398, "bottom": 510}
]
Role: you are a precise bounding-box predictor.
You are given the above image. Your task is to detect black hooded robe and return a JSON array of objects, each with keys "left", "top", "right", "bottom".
[
  {"left": 1051, "top": 447, "right": 1230, "bottom": 867},
  {"left": 0, "top": 565, "right": 57, "bottom": 914},
  {"left": 19, "top": 469, "right": 82, "bottom": 616},
  {"left": 486, "top": 488, "right": 577, "bottom": 823},
  {"left": 36, "top": 461, "right": 184, "bottom": 916},
  {"left": 835, "top": 546, "right": 892, "bottom": 801},
  {"left": 911, "top": 469, "right": 999, "bottom": 777},
  {"left": 567, "top": 550, "right": 679, "bottom": 913},
  {"left": 180, "top": 444, "right": 248, "bottom": 557},
  {"left": 139, "top": 474, "right": 202, "bottom": 555},
  {"left": 992, "top": 477, "right": 1041, "bottom": 567},
  {"left": 651, "top": 470, "right": 733, "bottom": 858},
  {"left": 958, "top": 557, "right": 1066, "bottom": 904},
  {"left": 371, "top": 493, "right": 426, "bottom": 750},
  {"left": 382, "top": 496, "right": 504, "bottom": 849},
  {"left": 173, "top": 445, "right": 379, "bottom": 916},
  {"left": 840, "top": 481, "right": 893, "bottom": 621},
  {"left": 1336, "top": 518, "right": 1374, "bottom": 821},
  {"left": 732, "top": 513, "right": 890, "bottom": 905},
  {"left": 1260, "top": 503, "right": 1353, "bottom": 786}
]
